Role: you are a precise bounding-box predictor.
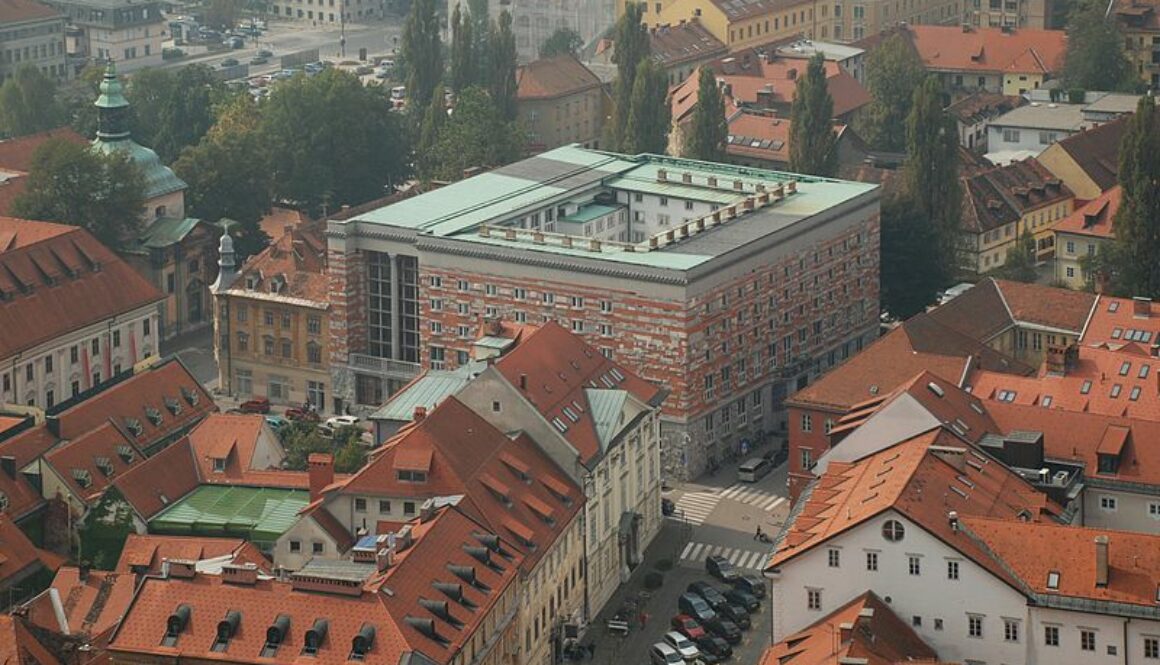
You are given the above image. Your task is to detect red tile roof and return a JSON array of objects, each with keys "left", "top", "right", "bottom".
[
  {"left": 24, "top": 567, "right": 136, "bottom": 644},
  {"left": 339, "top": 397, "right": 582, "bottom": 570},
  {"left": 42, "top": 422, "right": 145, "bottom": 504},
  {"left": 769, "top": 428, "right": 1057, "bottom": 580},
  {"left": 0, "top": 219, "right": 165, "bottom": 360},
  {"left": 904, "top": 24, "right": 1067, "bottom": 76},
  {"left": 759, "top": 591, "right": 943, "bottom": 665},
  {"left": 928, "top": 278, "right": 1095, "bottom": 341},
  {"left": 962, "top": 517, "right": 1160, "bottom": 607},
  {"left": 648, "top": 19, "right": 727, "bottom": 67},
  {"left": 726, "top": 111, "right": 791, "bottom": 164},
  {"left": 115, "top": 534, "right": 271, "bottom": 574},
  {"left": 225, "top": 224, "right": 328, "bottom": 305},
  {"left": 492, "top": 321, "right": 664, "bottom": 465},
  {"left": 0, "top": 514, "right": 61, "bottom": 588},
  {"left": 0, "top": 615, "right": 63, "bottom": 665},
  {"left": 111, "top": 437, "right": 200, "bottom": 520},
  {"left": 516, "top": 55, "right": 602, "bottom": 101},
  {"left": 945, "top": 91, "right": 1024, "bottom": 125},
  {"left": 186, "top": 413, "right": 309, "bottom": 488},
  {"left": 1079, "top": 294, "right": 1160, "bottom": 347},
  {"left": 1052, "top": 185, "right": 1120, "bottom": 239},
  {"left": 0, "top": 129, "right": 84, "bottom": 175},
  {"left": 960, "top": 159, "right": 1073, "bottom": 234}
]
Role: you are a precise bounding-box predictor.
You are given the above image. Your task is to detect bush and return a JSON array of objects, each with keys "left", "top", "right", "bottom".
[
  {"left": 654, "top": 558, "right": 673, "bottom": 571},
  {"left": 644, "top": 571, "right": 664, "bottom": 589},
  {"left": 162, "top": 48, "right": 185, "bottom": 60}
]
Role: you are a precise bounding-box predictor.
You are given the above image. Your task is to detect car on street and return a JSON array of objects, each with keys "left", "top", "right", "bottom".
[
  {"left": 704, "top": 617, "right": 742, "bottom": 644},
  {"left": 648, "top": 643, "right": 682, "bottom": 665},
  {"left": 677, "top": 593, "right": 716, "bottom": 625},
  {"left": 669, "top": 615, "right": 705, "bottom": 640},
  {"left": 717, "top": 603, "right": 750, "bottom": 629},
  {"left": 220, "top": 57, "right": 240, "bottom": 67},
  {"left": 355, "top": 64, "right": 373, "bottom": 75},
  {"left": 224, "top": 36, "right": 244, "bottom": 49},
  {"left": 687, "top": 582, "right": 729, "bottom": 611},
  {"left": 694, "top": 635, "right": 732, "bottom": 662},
  {"left": 264, "top": 415, "right": 289, "bottom": 431},
  {"left": 374, "top": 66, "right": 390, "bottom": 79},
  {"left": 326, "top": 415, "right": 360, "bottom": 428},
  {"left": 723, "top": 587, "right": 759, "bottom": 611},
  {"left": 249, "top": 56, "right": 267, "bottom": 65},
  {"left": 732, "top": 574, "right": 765, "bottom": 597},
  {"left": 257, "top": 49, "right": 274, "bottom": 57},
  {"left": 705, "top": 555, "right": 740, "bottom": 582},
  {"left": 239, "top": 397, "right": 270, "bottom": 414},
  {"left": 661, "top": 631, "right": 700, "bottom": 661}
]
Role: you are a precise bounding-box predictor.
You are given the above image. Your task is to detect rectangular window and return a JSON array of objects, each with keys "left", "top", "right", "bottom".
[
  {"left": 866, "top": 551, "right": 878, "bottom": 571},
  {"left": 1081, "top": 630, "right": 1096, "bottom": 651},
  {"left": 112, "top": 330, "right": 121, "bottom": 348},
  {"left": 91, "top": 339, "right": 100, "bottom": 355},
  {"left": 70, "top": 346, "right": 78, "bottom": 364},
  {"left": 968, "top": 616, "right": 983, "bottom": 638},
  {"left": 281, "top": 312, "right": 291, "bottom": 328},
  {"left": 1101, "top": 496, "right": 1118, "bottom": 511},
  {"left": 801, "top": 413, "right": 812, "bottom": 432},
  {"left": 807, "top": 589, "right": 821, "bottom": 610},
  {"left": 312, "top": 542, "right": 324, "bottom": 554},
  {"left": 827, "top": 549, "right": 840, "bottom": 568},
  {"left": 909, "top": 556, "right": 921, "bottom": 576},
  {"left": 1145, "top": 637, "right": 1158, "bottom": 658},
  {"left": 1045, "top": 626, "right": 1059, "bottom": 646},
  {"left": 44, "top": 356, "right": 53, "bottom": 374},
  {"left": 355, "top": 498, "right": 367, "bottom": 512},
  {"left": 947, "top": 560, "right": 960, "bottom": 580},
  {"left": 379, "top": 500, "right": 391, "bottom": 513},
  {"left": 307, "top": 316, "right": 322, "bottom": 334},
  {"left": 1004, "top": 619, "right": 1019, "bottom": 642}
]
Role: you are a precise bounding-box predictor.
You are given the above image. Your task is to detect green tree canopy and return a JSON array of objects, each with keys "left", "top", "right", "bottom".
[
  {"left": 540, "top": 27, "right": 583, "bottom": 58},
  {"left": 487, "top": 11, "right": 519, "bottom": 122},
  {"left": 0, "top": 65, "right": 64, "bottom": 138},
  {"left": 174, "top": 96, "right": 272, "bottom": 261},
  {"left": 282, "top": 423, "right": 367, "bottom": 473},
  {"left": 622, "top": 59, "right": 670, "bottom": 154},
  {"left": 260, "top": 69, "right": 410, "bottom": 216},
  {"left": 127, "top": 64, "right": 225, "bottom": 163},
  {"left": 789, "top": 54, "right": 838, "bottom": 177},
  {"left": 401, "top": 0, "right": 444, "bottom": 113},
  {"left": 1062, "top": 0, "right": 1137, "bottom": 92},
  {"left": 11, "top": 138, "right": 145, "bottom": 247},
  {"left": 682, "top": 66, "right": 728, "bottom": 162},
  {"left": 859, "top": 34, "right": 926, "bottom": 152},
  {"left": 416, "top": 90, "right": 449, "bottom": 179},
  {"left": 1108, "top": 95, "right": 1160, "bottom": 296},
  {"left": 450, "top": 3, "right": 475, "bottom": 94},
  {"left": 905, "top": 75, "right": 961, "bottom": 278},
  {"left": 880, "top": 192, "right": 943, "bottom": 319},
  {"left": 426, "top": 86, "right": 523, "bottom": 181},
  {"left": 1001, "top": 227, "right": 1039, "bottom": 283},
  {"left": 608, "top": 2, "right": 649, "bottom": 150}
]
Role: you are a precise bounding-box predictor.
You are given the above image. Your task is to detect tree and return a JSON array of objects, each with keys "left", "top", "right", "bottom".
[
  {"left": 1000, "top": 227, "right": 1039, "bottom": 282},
  {"left": 127, "top": 65, "right": 224, "bottom": 163},
  {"left": 449, "top": 3, "right": 475, "bottom": 94},
  {"left": 607, "top": 2, "right": 649, "bottom": 150},
  {"left": 416, "top": 91, "right": 448, "bottom": 179},
  {"left": 65, "top": 64, "right": 106, "bottom": 137},
  {"left": 427, "top": 86, "right": 523, "bottom": 181},
  {"left": 281, "top": 423, "right": 366, "bottom": 473},
  {"left": 206, "top": 0, "right": 241, "bottom": 29},
  {"left": 0, "top": 65, "right": 63, "bottom": 138},
  {"left": 260, "top": 69, "right": 409, "bottom": 215},
  {"left": 682, "top": 66, "right": 728, "bottom": 161},
  {"left": 540, "top": 27, "right": 583, "bottom": 58},
  {"left": 488, "top": 11, "right": 519, "bottom": 122},
  {"left": 1062, "top": 0, "right": 1137, "bottom": 92},
  {"left": 621, "top": 59, "right": 670, "bottom": 154},
  {"left": 880, "top": 193, "right": 943, "bottom": 319},
  {"left": 174, "top": 96, "right": 272, "bottom": 261},
  {"left": 11, "top": 138, "right": 145, "bottom": 247},
  {"left": 789, "top": 54, "right": 838, "bottom": 177},
  {"left": 401, "top": 0, "right": 444, "bottom": 113},
  {"left": 1109, "top": 95, "right": 1160, "bottom": 296},
  {"left": 905, "top": 75, "right": 961, "bottom": 278},
  {"left": 859, "top": 34, "right": 926, "bottom": 152}
]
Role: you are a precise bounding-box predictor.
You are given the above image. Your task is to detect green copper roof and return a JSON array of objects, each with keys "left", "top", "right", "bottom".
[
  {"left": 95, "top": 62, "right": 128, "bottom": 110},
  {"left": 369, "top": 361, "right": 488, "bottom": 422},
  {"left": 139, "top": 217, "right": 202, "bottom": 249},
  {"left": 91, "top": 138, "right": 188, "bottom": 199},
  {"left": 148, "top": 485, "right": 309, "bottom": 545},
  {"left": 560, "top": 203, "right": 621, "bottom": 225}
]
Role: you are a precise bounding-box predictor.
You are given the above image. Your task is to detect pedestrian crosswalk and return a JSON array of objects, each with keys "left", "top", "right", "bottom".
[
  {"left": 679, "top": 541, "right": 770, "bottom": 571},
  {"left": 670, "top": 491, "right": 722, "bottom": 526},
  {"left": 718, "top": 483, "right": 787, "bottom": 512}
]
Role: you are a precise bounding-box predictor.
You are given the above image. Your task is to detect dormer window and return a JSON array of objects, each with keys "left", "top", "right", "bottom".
[
  {"left": 213, "top": 457, "right": 227, "bottom": 473},
  {"left": 350, "top": 624, "right": 376, "bottom": 661},
  {"left": 125, "top": 418, "right": 143, "bottom": 437},
  {"left": 165, "top": 396, "right": 182, "bottom": 416},
  {"left": 181, "top": 386, "right": 200, "bottom": 406},
  {"left": 72, "top": 468, "right": 92, "bottom": 489},
  {"left": 397, "top": 470, "right": 427, "bottom": 482},
  {"left": 116, "top": 444, "right": 135, "bottom": 464},
  {"left": 95, "top": 456, "right": 114, "bottom": 477},
  {"left": 246, "top": 276, "right": 258, "bottom": 290},
  {"left": 145, "top": 407, "right": 163, "bottom": 426},
  {"left": 1046, "top": 571, "right": 1060, "bottom": 590},
  {"left": 161, "top": 605, "right": 191, "bottom": 646}
]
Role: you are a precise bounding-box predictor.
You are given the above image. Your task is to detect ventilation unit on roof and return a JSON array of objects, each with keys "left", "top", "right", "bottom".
[
  {"left": 350, "top": 624, "right": 376, "bottom": 661},
  {"left": 181, "top": 386, "right": 199, "bottom": 406},
  {"left": 162, "top": 605, "right": 191, "bottom": 647},
  {"left": 164, "top": 396, "right": 182, "bottom": 416},
  {"left": 211, "top": 610, "right": 241, "bottom": 652},
  {"left": 448, "top": 564, "right": 488, "bottom": 590},
  {"left": 473, "top": 532, "right": 507, "bottom": 556},
  {"left": 116, "top": 444, "right": 135, "bottom": 464},
  {"left": 72, "top": 468, "right": 92, "bottom": 489},
  {"left": 303, "top": 619, "right": 329, "bottom": 655},
  {"left": 463, "top": 545, "right": 494, "bottom": 568},
  {"left": 124, "top": 418, "right": 143, "bottom": 437},
  {"left": 94, "top": 457, "right": 114, "bottom": 477},
  {"left": 433, "top": 581, "right": 477, "bottom": 608},
  {"left": 145, "top": 407, "right": 163, "bottom": 426},
  {"left": 419, "top": 598, "right": 464, "bottom": 628}
]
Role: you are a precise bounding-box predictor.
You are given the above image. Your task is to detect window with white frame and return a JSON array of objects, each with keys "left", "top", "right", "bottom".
[
  {"left": 1100, "top": 496, "right": 1118, "bottom": 511},
  {"left": 947, "top": 560, "right": 960, "bottom": 580},
  {"left": 1144, "top": 637, "right": 1159, "bottom": 658},
  {"left": 801, "top": 413, "right": 812, "bottom": 432},
  {"left": 865, "top": 551, "right": 878, "bottom": 571},
  {"left": 485, "top": 284, "right": 497, "bottom": 295},
  {"left": 1004, "top": 619, "right": 1019, "bottom": 642},
  {"left": 1149, "top": 503, "right": 1160, "bottom": 519},
  {"left": 1044, "top": 625, "right": 1059, "bottom": 646},
  {"left": 807, "top": 589, "right": 821, "bottom": 610},
  {"left": 968, "top": 615, "right": 983, "bottom": 638},
  {"left": 908, "top": 555, "right": 921, "bottom": 576},
  {"left": 827, "top": 548, "right": 840, "bottom": 568},
  {"left": 1081, "top": 630, "right": 1096, "bottom": 651}
]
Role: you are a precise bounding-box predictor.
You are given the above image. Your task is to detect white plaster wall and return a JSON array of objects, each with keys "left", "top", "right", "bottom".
[
  {"left": 1082, "top": 486, "right": 1160, "bottom": 535},
  {"left": 274, "top": 515, "right": 343, "bottom": 570}
]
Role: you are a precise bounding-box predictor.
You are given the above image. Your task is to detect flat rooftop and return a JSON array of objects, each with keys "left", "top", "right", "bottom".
[
  {"left": 148, "top": 485, "right": 309, "bottom": 544},
  {"left": 345, "top": 145, "right": 878, "bottom": 272},
  {"left": 775, "top": 39, "right": 865, "bottom": 61},
  {"left": 990, "top": 103, "right": 1087, "bottom": 131}
]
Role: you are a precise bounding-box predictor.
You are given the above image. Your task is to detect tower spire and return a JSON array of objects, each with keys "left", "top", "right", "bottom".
[
  {"left": 95, "top": 61, "right": 131, "bottom": 142},
  {"left": 211, "top": 222, "right": 238, "bottom": 294}
]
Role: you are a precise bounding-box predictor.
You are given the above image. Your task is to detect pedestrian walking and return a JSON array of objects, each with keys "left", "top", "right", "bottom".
[{"left": 755, "top": 525, "right": 763, "bottom": 540}]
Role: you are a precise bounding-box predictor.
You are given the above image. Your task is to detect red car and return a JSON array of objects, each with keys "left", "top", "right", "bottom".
[
  {"left": 238, "top": 397, "right": 270, "bottom": 414},
  {"left": 285, "top": 407, "right": 320, "bottom": 423},
  {"left": 671, "top": 614, "right": 706, "bottom": 640}
]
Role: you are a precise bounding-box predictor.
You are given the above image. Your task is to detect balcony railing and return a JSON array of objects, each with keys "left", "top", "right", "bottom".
[{"left": 348, "top": 353, "right": 421, "bottom": 380}]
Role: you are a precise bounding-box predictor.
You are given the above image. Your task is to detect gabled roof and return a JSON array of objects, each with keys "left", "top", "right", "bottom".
[
  {"left": 769, "top": 428, "right": 1058, "bottom": 582},
  {"left": 1052, "top": 185, "right": 1120, "bottom": 239},
  {"left": 111, "top": 437, "right": 200, "bottom": 520},
  {"left": 648, "top": 19, "right": 727, "bottom": 67},
  {"left": 115, "top": 534, "right": 270, "bottom": 574},
  {"left": 223, "top": 224, "right": 328, "bottom": 306},
  {"left": 492, "top": 321, "right": 664, "bottom": 465},
  {"left": 42, "top": 421, "right": 145, "bottom": 503},
  {"left": 187, "top": 413, "right": 308, "bottom": 488},
  {"left": 516, "top": 55, "right": 601, "bottom": 101},
  {"left": 759, "top": 591, "right": 943, "bottom": 665},
  {"left": 904, "top": 24, "right": 1066, "bottom": 76},
  {"left": 928, "top": 278, "right": 1095, "bottom": 341},
  {"left": 0, "top": 0, "right": 59, "bottom": 23},
  {"left": 1079, "top": 294, "right": 1160, "bottom": 347},
  {"left": 0, "top": 128, "right": 84, "bottom": 175},
  {"left": 0, "top": 514, "right": 62, "bottom": 588},
  {"left": 0, "top": 218, "right": 164, "bottom": 360},
  {"left": 1052, "top": 116, "right": 1128, "bottom": 192},
  {"left": 959, "top": 159, "right": 1073, "bottom": 234},
  {"left": 24, "top": 567, "right": 136, "bottom": 643},
  {"left": 0, "top": 615, "right": 63, "bottom": 665},
  {"left": 945, "top": 91, "right": 1025, "bottom": 125}
]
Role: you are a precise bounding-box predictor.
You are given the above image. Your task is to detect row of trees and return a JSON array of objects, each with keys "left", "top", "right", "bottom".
[{"left": 605, "top": 3, "right": 670, "bottom": 153}]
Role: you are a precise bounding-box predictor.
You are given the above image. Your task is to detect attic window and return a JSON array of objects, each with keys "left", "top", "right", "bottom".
[
  {"left": 303, "top": 618, "right": 329, "bottom": 656},
  {"left": 954, "top": 418, "right": 970, "bottom": 432},
  {"left": 165, "top": 396, "right": 182, "bottom": 416},
  {"left": 996, "top": 390, "right": 1017, "bottom": 402},
  {"left": 1047, "top": 571, "right": 1060, "bottom": 589},
  {"left": 1120, "top": 361, "right": 1132, "bottom": 376},
  {"left": 162, "top": 605, "right": 191, "bottom": 646},
  {"left": 245, "top": 276, "right": 258, "bottom": 290},
  {"left": 181, "top": 386, "right": 200, "bottom": 406},
  {"left": 213, "top": 457, "right": 226, "bottom": 473},
  {"left": 116, "top": 444, "right": 135, "bottom": 464},
  {"left": 1042, "top": 396, "right": 1053, "bottom": 407},
  {"left": 956, "top": 475, "right": 975, "bottom": 490},
  {"left": 970, "top": 402, "right": 984, "bottom": 415},
  {"left": 1109, "top": 301, "right": 1120, "bottom": 313},
  {"left": 95, "top": 456, "right": 115, "bottom": 477},
  {"left": 211, "top": 610, "right": 241, "bottom": 652},
  {"left": 600, "top": 375, "right": 615, "bottom": 388},
  {"left": 1131, "top": 386, "right": 1142, "bottom": 401},
  {"left": 72, "top": 468, "right": 92, "bottom": 488},
  {"left": 1112, "top": 328, "right": 1123, "bottom": 339},
  {"left": 571, "top": 400, "right": 584, "bottom": 413},
  {"left": 0, "top": 492, "right": 8, "bottom": 512},
  {"left": 1140, "top": 365, "right": 1151, "bottom": 379},
  {"left": 551, "top": 418, "right": 568, "bottom": 433},
  {"left": 145, "top": 407, "right": 163, "bottom": 426},
  {"left": 397, "top": 469, "right": 427, "bottom": 482},
  {"left": 125, "top": 418, "right": 144, "bottom": 437},
  {"left": 350, "top": 623, "right": 376, "bottom": 661},
  {"left": 563, "top": 407, "right": 579, "bottom": 423},
  {"left": 1110, "top": 384, "right": 1123, "bottom": 399},
  {"left": 949, "top": 485, "right": 969, "bottom": 499},
  {"left": 261, "top": 615, "right": 291, "bottom": 658},
  {"left": 927, "top": 382, "right": 945, "bottom": 398},
  {"left": 609, "top": 368, "right": 625, "bottom": 382},
  {"left": 1080, "top": 380, "right": 1092, "bottom": 395}
]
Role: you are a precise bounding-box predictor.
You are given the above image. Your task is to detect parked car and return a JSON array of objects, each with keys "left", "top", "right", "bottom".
[
  {"left": 325, "top": 415, "right": 360, "bottom": 428},
  {"left": 669, "top": 615, "right": 705, "bottom": 640},
  {"left": 224, "top": 36, "right": 244, "bottom": 49},
  {"left": 285, "top": 407, "right": 320, "bottom": 423},
  {"left": 220, "top": 57, "right": 240, "bottom": 67},
  {"left": 687, "top": 582, "right": 729, "bottom": 611},
  {"left": 704, "top": 617, "right": 742, "bottom": 644},
  {"left": 257, "top": 48, "right": 273, "bottom": 57},
  {"left": 374, "top": 66, "right": 390, "bottom": 79},
  {"left": 661, "top": 497, "right": 675, "bottom": 516},
  {"left": 238, "top": 397, "right": 270, "bottom": 414},
  {"left": 694, "top": 635, "right": 733, "bottom": 662},
  {"left": 732, "top": 574, "right": 765, "bottom": 598},
  {"left": 648, "top": 643, "right": 683, "bottom": 665},
  {"left": 717, "top": 603, "right": 750, "bottom": 630},
  {"left": 662, "top": 631, "right": 700, "bottom": 661},
  {"left": 677, "top": 593, "right": 716, "bottom": 625},
  {"left": 724, "top": 587, "right": 759, "bottom": 612},
  {"left": 705, "top": 555, "right": 740, "bottom": 582},
  {"left": 249, "top": 55, "right": 268, "bottom": 65}
]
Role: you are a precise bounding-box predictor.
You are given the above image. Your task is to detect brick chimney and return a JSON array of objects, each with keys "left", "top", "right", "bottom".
[
  {"left": 308, "top": 453, "right": 334, "bottom": 503},
  {"left": 1134, "top": 296, "right": 1152, "bottom": 319},
  {"left": 1095, "top": 535, "right": 1109, "bottom": 587},
  {"left": 413, "top": 406, "right": 427, "bottom": 422}
]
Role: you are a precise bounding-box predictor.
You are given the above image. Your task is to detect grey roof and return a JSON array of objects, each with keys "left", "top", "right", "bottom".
[
  {"left": 812, "top": 394, "right": 941, "bottom": 476},
  {"left": 368, "top": 362, "right": 487, "bottom": 422},
  {"left": 775, "top": 39, "right": 864, "bottom": 62},
  {"left": 989, "top": 103, "right": 1087, "bottom": 132},
  {"left": 586, "top": 388, "right": 628, "bottom": 450},
  {"left": 1081, "top": 93, "right": 1144, "bottom": 116},
  {"left": 296, "top": 558, "right": 374, "bottom": 582}
]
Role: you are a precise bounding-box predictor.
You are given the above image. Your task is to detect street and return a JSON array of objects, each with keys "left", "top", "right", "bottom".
[{"left": 587, "top": 451, "right": 790, "bottom": 665}]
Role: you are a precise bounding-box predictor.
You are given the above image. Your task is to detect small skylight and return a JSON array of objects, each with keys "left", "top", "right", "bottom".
[
  {"left": 1130, "top": 386, "right": 1142, "bottom": 401},
  {"left": 996, "top": 390, "right": 1017, "bottom": 402},
  {"left": 970, "top": 402, "right": 984, "bottom": 414},
  {"left": 1109, "top": 301, "right": 1120, "bottom": 313},
  {"left": 1080, "top": 380, "right": 1092, "bottom": 395},
  {"left": 1112, "top": 328, "right": 1123, "bottom": 339},
  {"left": 1141, "top": 365, "right": 1152, "bottom": 379},
  {"left": 927, "top": 382, "right": 945, "bottom": 398},
  {"left": 1042, "top": 396, "right": 1053, "bottom": 407},
  {"left": 551, "top": 418, "right": 568, "bottom": 433},
  {"left": 949, "top": 486, "right": 968, "bottom": 499},
  {"left": 562, "top": 407, "right": 579, "bottom": 423},
  {"left": 609, "top": 368, "right": 625, "bottom": 382},
  {"left": 1111, "top": 384, "right": 1122, "bottom": 399},
  {"left": 1047, "top": 571, "right": 1060, "bottom": 589}
]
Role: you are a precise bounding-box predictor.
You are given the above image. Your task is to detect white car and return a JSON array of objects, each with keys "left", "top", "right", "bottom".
[
  {"left": 662, "top": 631, "right": 701, "bottom": 662},
  {"left": 325, "top": 415, "right": 360, "bottom": 428}
]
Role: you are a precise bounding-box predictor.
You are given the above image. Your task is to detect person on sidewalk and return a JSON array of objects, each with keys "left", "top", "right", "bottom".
[{"left": 755, "top": 525, "right": 763, "bottom": 541}]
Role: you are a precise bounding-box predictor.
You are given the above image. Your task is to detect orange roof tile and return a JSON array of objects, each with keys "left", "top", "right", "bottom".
[
  {"left": 115, "top": 534, "right": 271, "bottom": 574},
  {"left": 0, "top": 128, "right": 84, "bottom": 175},
  {"left": 648, "top": 19, "right": 727, "bottom": 67},
  {"left": 0, "top": 219, "right": 165, "bottom": 360},
  {"left": 960, "top": 159, "right": 1073, "bottom": 234},
  {"left": 726, "top": 111, "right": 792, "bottom": 164},
  {"left": 42, "top": 422, "right": 145, "bottom": 504},
  {"left": 394, "top": 445, "right": 433, "bottom": 473},
  {"left": 516, "top": 55, "right": 602, "bottom": 100},
  {"left": 1053, "top": 115, "right": 1128, "bottom": 192},
  {"left": 0, "top": 615, "right": 63, "bottom": 665},
  {"left": 905, "top": 24, "right": 1067, "bottom": 76},
  {"left": 1080, "top": 293, "right": 1160, "bottom": 347},
  {"left": 759, "top": 591, "right": 942, "bottom": 665},
  {"left": 929, "top": 278, "right": 1095, "bottom": 341},
  {"left": 1052, "top": 185, "right": 1120, "bottom": 239},
  {"left": 112, "top": 437, "right": 200, "bottom": 520},
  {"left": 185, "top": 413, "right": 310, "bottom": 488},
  {"left": 225, "top": 224, "right": 328, "bottom": 305},
  {"left": 0, "top": 514, "right": 59, "bottom": 588},
  {"left": 24, "top": 567, "right": 136, "bottom": 644}
]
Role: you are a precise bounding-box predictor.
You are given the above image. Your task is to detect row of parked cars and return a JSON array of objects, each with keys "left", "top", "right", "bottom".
[{"left": 649, "top": 555, "right": 765, "bottom": 665}]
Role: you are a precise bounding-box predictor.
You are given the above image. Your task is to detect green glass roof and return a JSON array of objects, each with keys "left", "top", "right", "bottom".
[
  {"left": 139, "top": 217, "right": 203, "bottom": 249},
  {"left": 586, "top": 388, "right": 628, "bottom": 451},
  {"left": 369, "top": 361, "right": 487, "bottom": 422},
  {"left": 148, "top": 485, "right": 309, "bottom": 545}
]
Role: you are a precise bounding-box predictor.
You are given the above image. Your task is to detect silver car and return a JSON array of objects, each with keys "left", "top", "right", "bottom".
[{"left": 662, "top": 631, "right": 701, "bottom": 662}]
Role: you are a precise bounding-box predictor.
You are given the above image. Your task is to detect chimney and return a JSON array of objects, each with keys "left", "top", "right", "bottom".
[
  {"left": 222, "top": 563, "right": 259, "bottom": 586},
  {"left": 412, "top": 406, "right": 427, "bottom": 422},
  {"left": 948, "top": 510, "right": 959, "bottom": 532},
  {"left": 682, "top": 172, "right": 693, "bottom": 183},
  {"left": 1, "top": 455, "right": 16, "bottom": 479},
  {"left": 707, "top": 176, "right": 718, "bottom": 187},
  {"left": 733, "top": 179, "right": 744, "bottom": 191},
  {"left": 519, "top": 373, "right": 527, "bottom": 390},
  {"left": 419, "top": 498, "right": 436, "bottom": 522},
  {"left": 167, "top": 559, "right": 197, "bottom": 579},
  {"left": 308, "top": 453, "right": 334, "bottom": 503},
  {"left": 657, "top": 168, "right": 668, "bottom": 182},
  {"left": 78, "top": 562, "right": 91, "bottom": 583},
  {"left": 1095, "top": 535, "right": 1109, "bottom": 587},
  {"left": 376, "top": 546, "right": 395, "bottom": 572},
  {"left": 1045, "top": 345, "right": 1067, "bottom": 376},
  {"left": 1134, "top": 296, "right": 1152, "bottom": 319}
]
